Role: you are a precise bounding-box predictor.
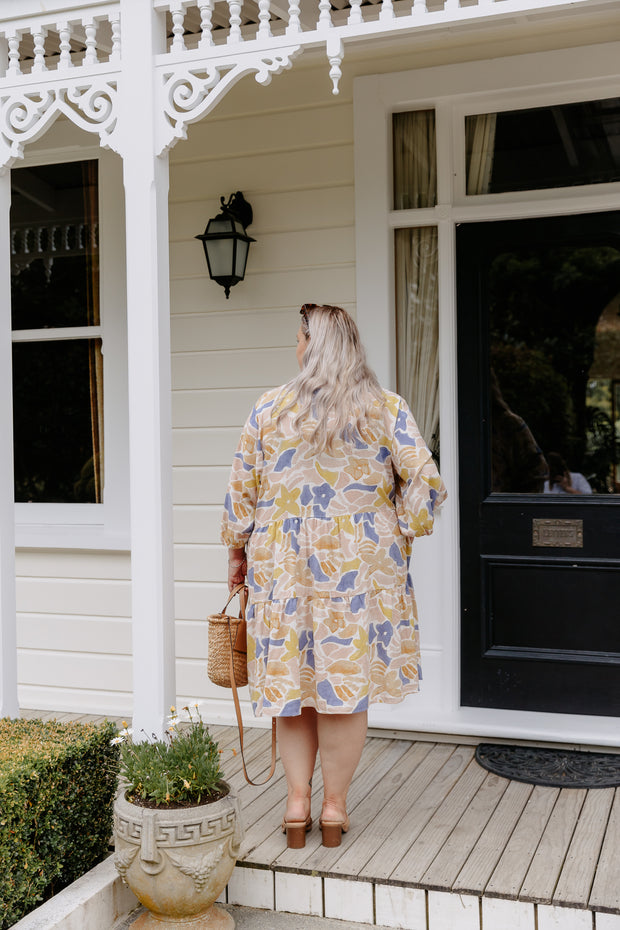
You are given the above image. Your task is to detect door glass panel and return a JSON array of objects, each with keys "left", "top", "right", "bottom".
[{"left": 489, "top": 242, "right": 620, "bottom": 495}]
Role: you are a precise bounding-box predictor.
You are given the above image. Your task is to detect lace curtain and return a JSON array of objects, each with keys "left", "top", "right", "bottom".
[
  {"left": 465, "top": 113, "right": 497, "bottom": 195},
  {"left": 83, "top": 160, "right": 104, "bottom": 503},
  {"left": 393, "top": 110, "right": 439, "bottom": 453}
]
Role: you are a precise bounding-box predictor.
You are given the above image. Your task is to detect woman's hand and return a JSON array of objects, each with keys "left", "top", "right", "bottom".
[{"left": 228, "top": 548, "right": 247, "bottom": 590}]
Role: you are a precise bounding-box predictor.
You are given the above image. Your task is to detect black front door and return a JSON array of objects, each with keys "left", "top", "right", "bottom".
[{"left": 457, "top": 211, "right": 620, "bottom": 717}]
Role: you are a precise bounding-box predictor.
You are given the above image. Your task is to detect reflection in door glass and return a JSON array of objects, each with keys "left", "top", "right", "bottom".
[{"left": 490, "top": 244, "right": 620, "bottom": 495}]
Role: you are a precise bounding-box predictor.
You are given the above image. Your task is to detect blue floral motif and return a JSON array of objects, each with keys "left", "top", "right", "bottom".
[
  {"left": 336, "top": 570, "right": 358, "bottom": 592},
  {"left": 274, "top": 448, "right": 296, "bottom": 471},
  {"left": 395, "top": 406, "right": 418, "bottom": 446},
  {"left": 389, "top": 542, "right": 405, "bottom": 567},
  {"left": 308, "top": 554, "right": 329, "bottom": 581},
  {"left": 312, "top": 483, "right": 336, "bottom": 511},
  {"left": 317, "top": 679, "right": 344, "bottom": 707},
  {"left": 280, "top": 698, "right": 302, "bottom": 716},
  {"left": 362, "top": 516, "right": 379, "bottom": 543}
]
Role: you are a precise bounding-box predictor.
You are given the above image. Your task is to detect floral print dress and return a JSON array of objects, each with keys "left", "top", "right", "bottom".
[{"left": 221, "top": 387, "right": 447, "bottom": 717}]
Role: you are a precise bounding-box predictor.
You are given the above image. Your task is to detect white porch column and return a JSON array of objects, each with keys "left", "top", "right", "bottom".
[
  {"left": 0, "top": 167, "right": 19, "bottom": 719},
  {"left": 120, "top": 0, "right": 175, "bottom": 738}
]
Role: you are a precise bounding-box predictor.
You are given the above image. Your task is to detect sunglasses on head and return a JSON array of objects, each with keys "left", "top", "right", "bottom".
[{"left": 300, "top": 303, "right": 318, "bottom": 329}]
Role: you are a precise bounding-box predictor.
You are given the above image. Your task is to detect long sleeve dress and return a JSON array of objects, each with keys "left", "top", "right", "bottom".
[{"left": 221, "top": 386, "right": 447, "bottom": 718}]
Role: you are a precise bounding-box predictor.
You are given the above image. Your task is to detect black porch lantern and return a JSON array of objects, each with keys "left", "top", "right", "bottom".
[{"left": 195, "top": 191, "right": 255, "bottom": 298}]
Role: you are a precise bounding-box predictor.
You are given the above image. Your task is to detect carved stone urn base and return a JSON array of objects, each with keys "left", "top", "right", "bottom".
[
  {"left": 114, "top": 783, "right": 242, "bottom": 930},
  {"left": 131, "top": 902, "right": 235, "bottom": 929}
]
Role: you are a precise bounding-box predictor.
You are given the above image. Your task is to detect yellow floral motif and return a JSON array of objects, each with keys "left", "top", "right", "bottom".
[{"left": 272, "top": 485, "right": 301, "bottom": 520}]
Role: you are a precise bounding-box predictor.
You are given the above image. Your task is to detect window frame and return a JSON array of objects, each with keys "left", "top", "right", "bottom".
[{"left": 12, "top": 145, "right": 129, "bottom": 550}]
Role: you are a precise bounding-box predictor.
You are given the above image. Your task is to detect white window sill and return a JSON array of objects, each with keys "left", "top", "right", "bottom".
[{"left": 15, "top": 524, "right": 130, "bottom": 551}]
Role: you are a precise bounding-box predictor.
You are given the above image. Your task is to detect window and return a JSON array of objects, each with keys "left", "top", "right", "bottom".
[
  {"left": 11, "top": 160, "right": 103, "bottom": 504},
  {"left": 465, "top": 97, "right": 620, "bottom": 195},
  {"left": 392, "top": 111, "right": 440, "bottom": 456},
  {"left": 11, "top": 151, "right": 128, "bottom": 547}
]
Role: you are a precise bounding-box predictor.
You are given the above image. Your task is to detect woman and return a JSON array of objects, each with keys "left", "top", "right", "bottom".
[{"left": 221, "top": 304, "right": 446, "bottom": 848}]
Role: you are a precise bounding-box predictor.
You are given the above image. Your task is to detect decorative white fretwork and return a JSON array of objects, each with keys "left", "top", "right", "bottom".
[
  {"left": 0, "top": 0, "right": 606, "bottom": 165},
  {"left": 0, "top": 79, "right": 120, "bottom": 168},
  {"left": 157, "top": 46, "right": 301, "bottom": 153}
]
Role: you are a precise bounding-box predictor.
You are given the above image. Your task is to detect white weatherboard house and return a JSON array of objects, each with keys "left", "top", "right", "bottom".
[{"left": 0, "top": 0, "right": 619, "bottom": 750}]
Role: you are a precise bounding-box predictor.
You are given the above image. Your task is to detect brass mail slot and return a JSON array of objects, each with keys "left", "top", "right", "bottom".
[{"left": 532, "top": 518, "right": 583, "bottom": 548}]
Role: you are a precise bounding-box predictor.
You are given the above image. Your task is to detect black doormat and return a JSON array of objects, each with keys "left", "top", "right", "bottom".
[{"left": 475, "top": 743, "right": 620, "bottom": 788}]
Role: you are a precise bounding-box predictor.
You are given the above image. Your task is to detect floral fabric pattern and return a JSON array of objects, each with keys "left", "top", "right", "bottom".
[{"left": 221, "top": 387, "right": 446, "bottom": 717}]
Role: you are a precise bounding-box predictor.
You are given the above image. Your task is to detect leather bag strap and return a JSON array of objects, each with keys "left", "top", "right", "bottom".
[{"left": 226, "top": 587, "right": 277, "bottom": 787}]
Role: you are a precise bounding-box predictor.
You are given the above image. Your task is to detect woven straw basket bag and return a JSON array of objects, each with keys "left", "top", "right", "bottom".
[{"left": 207, "top": 582, "right": 249, "bottom": 688}]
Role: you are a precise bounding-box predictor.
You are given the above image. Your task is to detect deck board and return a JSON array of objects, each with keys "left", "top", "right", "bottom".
[
  {"left": 421, "top": 772, "right": 509, "bottom": 891},
  {"left": 390, "top": 755, "right": 488, "bottom": 884},
  {"left": 484, "top": 784, "right": 560, "bottom": 899},
  {"left": 589, "top": 788, "right": 620, "bottom": 912},
  {"left": 553, "top": 788, "right": 614, "bottom": 909},
  {"left": 21, "top": 711, "right": 620, "bottom": 917},
  {"left": 518, "top": 787, "right": 586, "bottom": 904}
]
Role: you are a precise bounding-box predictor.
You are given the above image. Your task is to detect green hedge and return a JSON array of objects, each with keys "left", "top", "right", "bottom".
[{"left": 0, "top": 717, "right": 119, "bottom": 929}]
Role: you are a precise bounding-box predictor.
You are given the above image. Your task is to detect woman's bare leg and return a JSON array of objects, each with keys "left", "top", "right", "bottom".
[
  {"left": 317, "top": 711, "right": 368, "bottom": 823},
  {"left": 277, "top": 707, "right": 318, "bottom": 822}
]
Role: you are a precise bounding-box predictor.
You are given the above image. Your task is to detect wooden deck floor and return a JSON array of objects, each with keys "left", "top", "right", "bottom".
[
  {"left": 221, "top": 727, "right": 620, "bottom": 915},
  {"left": 21, "top": 711, "right": 620, "bottom": 928}
]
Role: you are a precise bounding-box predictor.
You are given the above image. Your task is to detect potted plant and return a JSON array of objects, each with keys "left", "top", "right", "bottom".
[{"left": 112, "top": 705, "right": 242, "bottom": 930}]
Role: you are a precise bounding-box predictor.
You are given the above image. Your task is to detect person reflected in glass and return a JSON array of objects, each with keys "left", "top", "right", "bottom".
[
  {"left": 544, "top": 452, "right": 593, "bottom": 495},
  {"left": 222, "top": 304, "right": 447, "bottom": 849},
  {"left": 490, "top": 369, "right": 548, "bottom": 493}
]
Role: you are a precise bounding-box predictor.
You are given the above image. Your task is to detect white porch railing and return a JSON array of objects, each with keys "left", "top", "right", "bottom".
[
  {"left": 0, "top": 3, "right": 121, "bottom": 166},
  {"left": 0, "top": 0, "right": 612, "bottom": 164}
]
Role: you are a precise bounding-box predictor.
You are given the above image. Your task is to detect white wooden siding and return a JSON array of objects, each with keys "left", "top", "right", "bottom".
[{"left": 16, "top": 548, "right": 133, "bottom": 713}]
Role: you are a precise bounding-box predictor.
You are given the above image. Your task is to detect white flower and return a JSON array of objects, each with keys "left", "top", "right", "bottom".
[
  {"left": 168, "top": 715, "right": 180, "bottom": 727},
  {"left": 120, "top": 727, "right": 133, "bottom": 737},
  {"left": 111, "top": 735, "right": 125, "bottom": 745}
]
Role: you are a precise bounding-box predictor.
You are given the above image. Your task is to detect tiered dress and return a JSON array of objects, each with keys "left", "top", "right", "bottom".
[{"left": 221, "top": 387, "right": 447, "bottom": 717}]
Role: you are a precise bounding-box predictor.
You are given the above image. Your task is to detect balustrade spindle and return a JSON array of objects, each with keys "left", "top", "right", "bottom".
[
  {"left": 110, "top": 15, "right": 121, "bottom": 61},
  {"left": 318, "top": 0, "right": 333, "bottom": 30},
  {"left": 32, "top": 28, "right": 47, "bottom": 73},
  {"left": 170, "top": 3, "right": 186, "bottom": 52},
  {"left": 412, "top": 0, "right": 427, "bottom": 14},
  {"left": 348, "top": 0, "right": 363, "bottom": 26},
  {"left": 286, "top": 0, "right": 301, "bottom": 34},
  {"left": 7, "top": 33, "right": 21, "bottom": 77},
  {"left": 258, "top": 0, "right": 272, "bottom": 39},
  {"left": 84, "top": 19, "right": 98, "bottom": 65},
  {"left": 444, "top": 0, "right": 461, "bottom": 10},
  {"left": 379, "top": 0, "right": 395, "bottom": 22},
  {"left": 227, "top": 0, "right": 243, "bottom": 44},
  {"left": 58, "top": 22, "right": 73, "bottom": 69},
  {"left": 198, "top": 1, "right": 215, "bottom": 47}
]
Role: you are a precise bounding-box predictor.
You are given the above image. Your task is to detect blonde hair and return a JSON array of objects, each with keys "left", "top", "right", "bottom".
[{"left": 276, "top": 305, "right": 383, "bottom": 453}]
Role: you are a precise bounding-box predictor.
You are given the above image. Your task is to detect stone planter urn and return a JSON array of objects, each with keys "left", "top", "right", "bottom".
[{"left": 113, "top": 782, "right": 243, "bottom": 929}]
